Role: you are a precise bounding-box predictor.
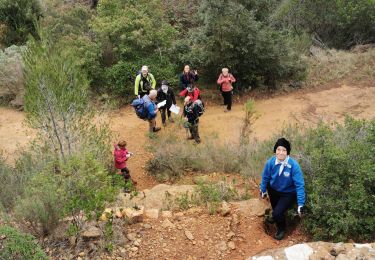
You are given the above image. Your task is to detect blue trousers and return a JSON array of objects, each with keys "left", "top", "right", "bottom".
[{"left": 267, "top": 186, "right": 296, "bottom": 230}]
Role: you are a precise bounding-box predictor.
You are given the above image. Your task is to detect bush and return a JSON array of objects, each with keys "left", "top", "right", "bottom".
[
  {"left": 0, "top": 225, "right": 47, "bottom": 260},
  {"left": 0, "top": 0, "right": 42, "bottom": 46},
  {"left": 0, "top": 45, "right": 25, "bottom": 106}
]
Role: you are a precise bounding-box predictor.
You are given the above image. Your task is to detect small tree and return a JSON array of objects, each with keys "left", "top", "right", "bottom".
[{"left": 23, "top": 36, "right": 91, "bottom": 162}]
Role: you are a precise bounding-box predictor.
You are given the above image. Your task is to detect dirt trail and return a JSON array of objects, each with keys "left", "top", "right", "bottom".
[{"left": 1, "top": 84, "right": 375, "bottom": 186}]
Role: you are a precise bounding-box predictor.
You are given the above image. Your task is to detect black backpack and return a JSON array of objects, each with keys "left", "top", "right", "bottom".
[{"left": 193, "top": 100, "right": 205, "bottom": 117}]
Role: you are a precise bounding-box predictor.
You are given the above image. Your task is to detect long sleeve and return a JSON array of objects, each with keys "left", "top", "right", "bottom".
[
  {"left": 217, "top": 74, "right": 224, "bottom": 84},
  {"left": 134, "top": 75, "right": 141, "bottom": 95},
  {"left": 150, "top": 74, "right": 156, "bottom": 89},
  {"left": 192, "top": 89, "right": 199, "bottom": 101},
  {"left": 147, "top": 102, "right": 156, "bottom": 118},
  {"left": 171, "top": 90, "right": 176, "bottom": 104},
  {"left": 292, "top": 163, "right": 306, "bottom": 206},
  {"left": 260, "top": 161, "right": 271, "bottom": 193},
  {"left": 179, "top": 88, "right": 188, "bottom": 97},
  {"left": 229, "top": 74, "right": 236, "bottom": 83}
]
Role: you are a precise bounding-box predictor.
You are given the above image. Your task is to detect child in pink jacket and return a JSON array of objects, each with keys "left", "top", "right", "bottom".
[
  {"left": 217, "top": 68, "right": 236, "bottom": 112},
  {"left": 114, "top": 140, "right": 136, "bottom": 192}
]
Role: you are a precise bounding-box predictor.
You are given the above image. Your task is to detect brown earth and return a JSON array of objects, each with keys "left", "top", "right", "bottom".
[{"left": 1, "top": 83, "right": 375, "bottom": 259}]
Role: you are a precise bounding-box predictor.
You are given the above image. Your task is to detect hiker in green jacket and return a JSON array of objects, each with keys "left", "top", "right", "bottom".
[{"left": 134, "top": 65, "right": 156, "bottom": 98}]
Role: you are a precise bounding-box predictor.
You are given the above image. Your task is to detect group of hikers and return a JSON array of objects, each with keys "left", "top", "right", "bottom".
[
  {"left": 132, "top": 65, "right": 236, "bottom": 142},
  {"left": 113, "top": 65, "right": 306, "bottom": 241}
]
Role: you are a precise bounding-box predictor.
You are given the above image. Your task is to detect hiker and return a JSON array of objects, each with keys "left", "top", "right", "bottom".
[
  {"left": 113, "top": 140, "right": 136, "bottom": 192},
  {"left": 157, "top": 80, "right": 176, "bottom": 126},
  {"left": 134, "top": 65, "right": 156, "bottom": 98},
  {"left": 217, "top": 68, "right": 236, "bottom": 112},
  {"left": 183, "top": 96, "right": 201, "bottom": 144},
  {"left": 143, "top": 89, "right": 161, "bottom": 133},
  {"left": 179, "top": 65, "right": 198, "bottom": 90},
  {"left": 179, "top": 83, "right": 201, "bottom": 102},
  {"left": 260, "top": 138, "right": 306, "bottom": 240}
]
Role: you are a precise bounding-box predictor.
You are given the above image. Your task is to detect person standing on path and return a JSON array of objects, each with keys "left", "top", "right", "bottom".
[
  {"left": 157, "top": 80, "right": 176, "bottom": 126},
  {"left": 260, "top": 138, "right": 306, "bottom": 240},
  {"left": 217, "top": 68, "right": 236, "bottom": 112},
  {"left": 179, "top": 65, "right": 198, "bottom": 90},
  {"left": 143, "top": 90, "right": 161, "bottom": 133},
  {"left": 134, "top": 65, "right": 156, "bottom": 98}
]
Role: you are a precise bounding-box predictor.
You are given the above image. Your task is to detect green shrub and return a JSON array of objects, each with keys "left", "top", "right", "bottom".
[
  {"left": 0, "top": 225, "right": 47, "bottom": 260},
  {"left": 0, "top": 0, "right": 42, "bottom": 46}
]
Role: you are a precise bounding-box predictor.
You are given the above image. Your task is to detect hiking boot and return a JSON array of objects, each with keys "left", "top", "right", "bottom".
[
  {"left": 195, "top": 139, "right": 201, "bottom": 144},
  {"left": 153, "top": 127, "right": 161, "bottom": 132},
  {"left": 274, "top": 228, "right": 285, "bottom": 240},
  {"left": 265, "top": 216, "right": 275, "bottom": 224},
  {"left": 187, "top": 136, "right": 194, "bottom": 140}
]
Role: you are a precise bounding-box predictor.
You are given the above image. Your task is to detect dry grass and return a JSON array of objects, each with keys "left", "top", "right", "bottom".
[{"left": 305, "top": 47, "right": 375, "bottom": 87}]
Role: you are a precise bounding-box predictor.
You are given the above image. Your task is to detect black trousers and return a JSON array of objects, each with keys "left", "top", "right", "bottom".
[
  {"left": 189, "top": 123, "right": 200, "bottom": 143},
  {"left": 222, "top": 91, "right": 232, "bottom": 110},
  {"left": 120, "top": 167, "right": 131, "bottom": 181},
  {"left": 267, "top": 186, "right": 296, "bottom": 230},
  {"left": 160, "top": 107, "right": 171, "bottom": 123}
]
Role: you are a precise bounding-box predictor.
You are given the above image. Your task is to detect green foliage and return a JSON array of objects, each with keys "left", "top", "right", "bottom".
[
  {"left": 92, "top": 0, "right": 179, "bottom": 98},
  {"left": 0, "top": 225, "right": 47, "bottom": 260},
  {"left": 272, "top": 0, "right": 375, "bottom": 49},
  {"left": 0, "top": 0, "right": 42, "bottom": 47},
  {"left": 184, "top": 0, "right": 306, "bottom": 88}
]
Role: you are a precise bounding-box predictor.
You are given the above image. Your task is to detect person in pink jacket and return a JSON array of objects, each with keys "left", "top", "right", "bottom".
[
  {"left": 113, "top": 140, "right": 136, "bottom": 192},
  {"left": 217, "top": 68, "right": 236, "bottom": 112}
]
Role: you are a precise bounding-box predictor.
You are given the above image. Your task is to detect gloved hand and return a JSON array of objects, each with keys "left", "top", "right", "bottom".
[
  {"left": 297, "top": 205, "right": 305, "bottom": 217},
  {"left": 260, "top": 190, "right": 268, "bottom": 199}
]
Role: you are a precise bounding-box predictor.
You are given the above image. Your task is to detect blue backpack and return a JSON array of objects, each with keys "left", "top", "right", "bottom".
[{"left": 131, "top": 98, "right": 148, "bottom": 119}]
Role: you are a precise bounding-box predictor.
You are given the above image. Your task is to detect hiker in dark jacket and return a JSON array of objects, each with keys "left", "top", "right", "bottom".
[
  {"left": 179, "top": 65, "right": 198, "bottom": 90},
  {"left": 157, "top": 80, "right": 176, "bottom": 126},
  {"left": 183, "top": 96, "right": 200, "bottom": 144}
]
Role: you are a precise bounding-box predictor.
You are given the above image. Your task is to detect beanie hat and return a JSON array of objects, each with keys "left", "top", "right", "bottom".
[{"left": 273, "top": 138, "right": 291, "bottom": 155}]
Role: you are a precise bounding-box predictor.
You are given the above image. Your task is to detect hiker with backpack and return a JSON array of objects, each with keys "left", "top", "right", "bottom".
[
  {"left": 142, "top": 90, "right": 161, "bottom": 133},
  {"left": 134, "top": 65, "right": 156, "bottom": 98},
  {"left": 157, "top": 80, "right": 176, "bottom": 127},
  {"left": 260, "top": 138, "right": 306, "bottom": 240},
  {"left": 183, "top": 96, "right": 203, "bottom": 144},
  {"left": 217, "top": 68, "right": 236, "bottom": 112},
  {"left": 179, "top": 65, "right": 199, "bottom": 90},
  {"left": 179, "top": 83, "right": 201, "bottom": 102},
  {"left": 113, "top": 140, "right": 136, "bottom": 193}
]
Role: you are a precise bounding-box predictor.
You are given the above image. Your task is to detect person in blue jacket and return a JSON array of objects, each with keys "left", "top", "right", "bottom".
[
  {"left": 260, "top": 138, "right": 306, "bottom": 240},
  {"left": 142, "top": 90, "right": 161, "bottom": 133}
]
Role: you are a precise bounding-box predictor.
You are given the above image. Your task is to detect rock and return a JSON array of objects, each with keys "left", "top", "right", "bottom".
[
  {"left": 232, "top": 199, "right": 270, "bottom": 217},
  {"left": 217, "top": 241, "right": 227, "bottom": 252},
  {"left": 144, "top": 223, "right": 152, "bottom": 229},
  {"left": 184, "top": 230, "right": 194, "bottom": 241},
  {"left": 127, "top": 233, "right": 137, "bottom": 241},
  {"left": 226, "top": 231, "right": 235, "bottom": 240},
  {"left": 228, "top": 241, "right": 236, "bottom": 250},
  {"left": 133, "top": 240, "right": 141, "bottom": 247},
  {"left": 69, "top": 236, "right": 76, "bottom": 246},
  {"left": 145, "top": 208, "right": 159, "bottom": 219},
  {"left": 124, "top": 206, "right": 144, "bottom": 223},
  {"left": 284, "top": 244, "right": 314, "bottom": 260},
  {"left": 161, "top": 211, "right": 173, "bottom": 218},
  {"left": 162, "top": 219, "right": 175, "bottom": 229},
  {"left": 81, "top": 226, "right": 101, "bottom": 239},
  {"left": 120, "top": 247, "right": 126, "bottom": 253},
  {"left": 78, "top": 252, "right": 85, "bottom": 257},
  {"left": 330, "top": 242, "right": 347, "bottom": 256},
  {"left": 231, "top": 214, "right": 240, "bottom": 227},
  {"left": 131, "top": 247, "right": 138, "bottom": 252},
  {"left": 310, "top": 251, "right": 335, "bottom": 260},
  {"left": 219, "top": 201, "right": 231, "bottom": 216},
  {"left": 77, "top": 257, "right": 82, "bottom": 260}
]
